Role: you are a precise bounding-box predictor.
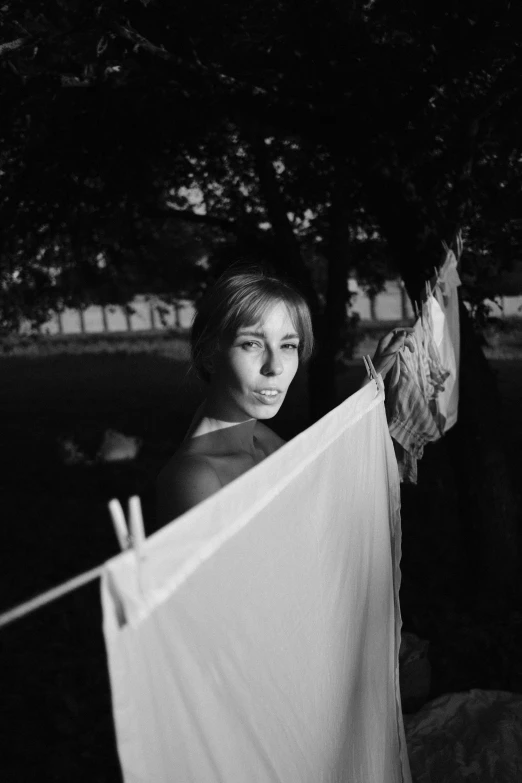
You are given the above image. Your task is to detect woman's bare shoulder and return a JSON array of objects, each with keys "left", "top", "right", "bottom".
[
  {"left": 156, "top": 448, "right": 222, "bottom": 525},
  {"left": 254, "top": 421, "right": 286, "bottom": 454},
  {"left": 157, "top": 448, "right": 219, "bottom": 484}
]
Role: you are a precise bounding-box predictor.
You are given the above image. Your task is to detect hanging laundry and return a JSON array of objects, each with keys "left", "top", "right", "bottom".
[
  {"left": 431, "top": 248, "right": 461, "bottom": 432},
  {"left": 102, "top": 382, "right": 411, "bottom": 783},
  {"left": 421, "top": 294, "right": 451, "bottom": 433},
  {"left": 386, "top": 242, "right": 461, "bottom": 483},
  {"left": 385, "top": 320, "right": 444, "bottom": 484}
]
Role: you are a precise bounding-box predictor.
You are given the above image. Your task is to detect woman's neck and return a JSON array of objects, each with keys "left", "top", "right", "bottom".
[{"left": 186, "top": 400, "right": 258, "bottom": 455}]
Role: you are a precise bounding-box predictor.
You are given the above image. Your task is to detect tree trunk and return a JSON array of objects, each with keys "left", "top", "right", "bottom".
[
  {"left": 246, "top": 126, "right": 338, "bottom": 420},
  {"left": 308, "top": 155, "right": 353, "bottom": 420},
  {"left": 101, "top": 305, "right": 109, "bottom": 332},
  {"left": 173, "top": 301, "right": 180, "bottom": 330},
  {"left": 247, "top": 129, "right": 317, "bottom": 304},
  {"left": 369, "top": 293, "right": 377, "bottom": 322},
  {"left": 248, "top": 127, "right": 353, "bottom": 422},
  {"left": 78, "top": 307, "right": 86, "bottom": 334}
]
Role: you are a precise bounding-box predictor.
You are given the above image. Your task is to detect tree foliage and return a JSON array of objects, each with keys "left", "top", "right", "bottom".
[{"left": 2, "top": 0, "right": 522, "bottom": 328}]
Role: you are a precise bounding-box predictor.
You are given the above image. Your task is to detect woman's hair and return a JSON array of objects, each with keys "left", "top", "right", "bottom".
[{"left": 191, "top": 267, "right": 314, "bottom": 381}]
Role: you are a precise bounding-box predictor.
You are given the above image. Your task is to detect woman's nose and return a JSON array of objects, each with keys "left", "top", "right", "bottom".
[{"left": 261, "top": 350, "right": 284, "bottom": 376}]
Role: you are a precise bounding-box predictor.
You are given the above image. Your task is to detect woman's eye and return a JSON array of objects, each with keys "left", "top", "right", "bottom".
[
  {"left": 241, "top": 341, "right": 261, "bottom": 350},
  {"left": 282, "top": 343, "right": 299, "bottom": 351}
]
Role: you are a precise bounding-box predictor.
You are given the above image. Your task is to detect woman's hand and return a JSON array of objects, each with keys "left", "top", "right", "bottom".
[{"left": 370, "top": 328, "right": 415, "bottom": 381}]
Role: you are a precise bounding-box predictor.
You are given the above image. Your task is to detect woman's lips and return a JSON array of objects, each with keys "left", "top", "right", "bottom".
[{"left": 253, "top": 389, "right": 283, "bottom": 404}]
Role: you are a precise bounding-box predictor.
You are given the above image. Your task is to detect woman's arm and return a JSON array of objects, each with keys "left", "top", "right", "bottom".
[{"left": 156, "top": 455, "right": 223, "bottom": 526}]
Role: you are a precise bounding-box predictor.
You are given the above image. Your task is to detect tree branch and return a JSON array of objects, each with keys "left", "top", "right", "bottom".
[
  {"left": 145, "top": 205, "right": 273, "bottom": 250},
  {"left": 0, "top": 35, "right": 33, "bottom": 57},
  {"left": 111, "top": 21, "right": 172, "bottom": 60}
]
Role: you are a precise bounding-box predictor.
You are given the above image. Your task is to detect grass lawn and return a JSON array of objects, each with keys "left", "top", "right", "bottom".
[{"left": 1, "top": 338, "right": 521, "bottom": 782}]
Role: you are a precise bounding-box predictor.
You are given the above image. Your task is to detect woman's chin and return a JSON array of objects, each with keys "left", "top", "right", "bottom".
[
  {"left": 255, "top": 407, "right": 279, "bottom": 419},
  {"left": 251, "top": 400, "right": 284, "bottom": 419}
]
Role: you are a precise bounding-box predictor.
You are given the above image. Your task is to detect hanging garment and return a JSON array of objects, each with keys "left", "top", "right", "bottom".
[
  {"left": 385, "top": 321, "right": 443, "bottom": 484},
  {"left": 421, "top": 295, "right": 451, "bottom": 433},
  {"left": 432, "top": 249, "right": 461, "bottom": 432},
  {"left": 102, "top": 382, "right": 411, "bottom": 783}
]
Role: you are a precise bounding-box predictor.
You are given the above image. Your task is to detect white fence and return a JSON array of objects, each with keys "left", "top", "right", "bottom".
[
  {"left": 27, "top": 281, "right": 522, "bottom": 337},
  {"left": 32, "top": 298, "right": 195, "bottom": 337}
]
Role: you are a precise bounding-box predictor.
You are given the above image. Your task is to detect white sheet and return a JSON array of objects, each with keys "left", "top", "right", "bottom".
[{"left": 102, "top": 381, "right": 411, "bottom": 783}]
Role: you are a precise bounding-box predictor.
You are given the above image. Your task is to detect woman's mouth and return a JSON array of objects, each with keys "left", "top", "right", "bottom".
[{"left": 254, "top": 389, "right": 283, "bottom": 404}]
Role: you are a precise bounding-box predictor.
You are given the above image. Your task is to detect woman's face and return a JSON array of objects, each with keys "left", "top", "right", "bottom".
[{"left": 209, "top": 301, "right": 300, "bottom": 421}]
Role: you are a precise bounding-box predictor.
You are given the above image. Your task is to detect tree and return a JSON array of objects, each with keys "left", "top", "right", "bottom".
[{"left": 1, "top": 0, "right": 521, "bottom": 599}]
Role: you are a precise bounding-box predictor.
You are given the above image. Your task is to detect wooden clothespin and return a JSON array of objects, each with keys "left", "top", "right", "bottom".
[
  {"left": 363, "top": 354, "right": 384, "bottom": 394},
  {"left": 362, "top": 354, "right": 371, "bottom": 380},
  {"left": 108, "top": 496, "right": 147, "bottom": 602},
  {"left": 455, "top": 230, "right": 464, "bottom": 261},
  {"left": 109, "top": 498, "right": 131, "bottom": 551},
  {"left": 108, "top": 496, "right": 146, "bottom": 555}
]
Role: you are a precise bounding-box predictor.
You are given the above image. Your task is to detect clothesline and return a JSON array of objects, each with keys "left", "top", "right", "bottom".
[
  {"left": 0, "top": 497, "right": 143, "bottom": 630},
  {"left": 0, "top": 563, "right": 104, "bottom": 629}
]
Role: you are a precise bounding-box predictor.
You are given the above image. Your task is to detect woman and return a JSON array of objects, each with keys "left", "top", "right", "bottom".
[{"left": 156, "top": 267, "right": 411, "bottom": 525}]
